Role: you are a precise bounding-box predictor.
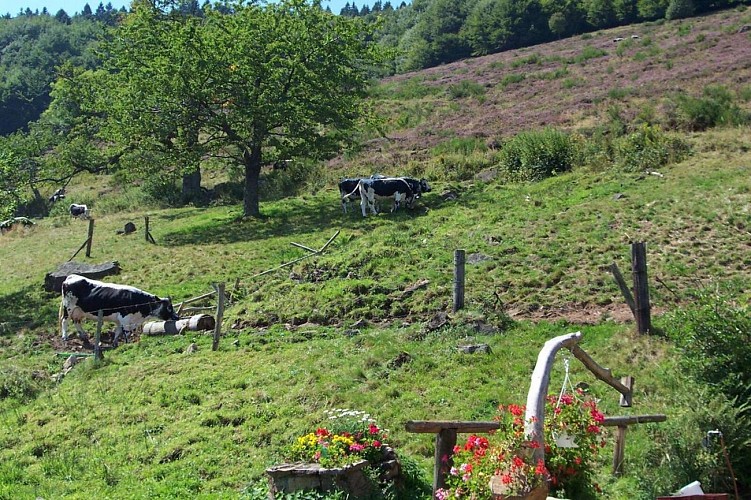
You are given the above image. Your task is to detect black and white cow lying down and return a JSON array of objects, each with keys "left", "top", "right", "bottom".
[
  {"left": 342, "top": 177, "right": 431, "bottom": 217},
  {"left": 60, "top": 274, "right": 178, "bottom": 347}
]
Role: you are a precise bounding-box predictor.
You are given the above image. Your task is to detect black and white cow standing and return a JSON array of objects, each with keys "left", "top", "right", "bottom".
[
  {"left": 60, "top": 274, "right": 179, "bottom": 347},
  {"left": 69, "top": 204, "right": 91, "bottom": 220},
  {"left": 338, "top": 175, "right": 386, "bottom": 213},
  {"left": 342, "top": 177, "right": 413, "bottom": 217}
]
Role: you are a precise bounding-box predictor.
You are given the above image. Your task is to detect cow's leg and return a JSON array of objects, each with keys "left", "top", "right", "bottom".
[
  {"left": 73, "top": 321, "right": 89, "bottom": 342},
  {"left": 60, "top": 302, "right": 69, "bottom": 341},
  {"left": 112, "top": 324, "right": 124, "bottom": 348},
  {"left": 360, "top": 192, "right": 368, "bottom": 217}
]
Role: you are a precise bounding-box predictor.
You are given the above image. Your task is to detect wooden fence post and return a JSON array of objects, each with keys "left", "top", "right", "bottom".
[
  {"left": 85, "top": 219, "right": 95, "bottom": 258},
  {"left": 94, "top": 309, "right": 104, "bottom": 361},
  {"left": 212, "top": 283, "right": 225, "bottom": 351},
  {"left": 453, "top": 250, "right": 465, "bottom": 313},
  {"left": 631, "top": 242, "right": 651, "bottom": 334}
]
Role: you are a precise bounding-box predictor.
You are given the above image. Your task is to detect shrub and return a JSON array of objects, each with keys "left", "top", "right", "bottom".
[
  {"left": 664, "top": 286, "right": 751, "bottom": 402},
  {"left": 672, "top": 85, "right": 749, "bottom": 131},
  {"left": 613, "top": 124, "right": 689, "bottom": 172},
  {"left": 447, "top": 80, "right": 486, "bottom": 100},
  {"left": 431, "top": 137, "right": 488, "bottom": 156},
  {"left": 497, "top": 128, "right": 580, "bottom": 182},
  {"left": 499, "top": 73, "right": 526, "bottom": 89}
]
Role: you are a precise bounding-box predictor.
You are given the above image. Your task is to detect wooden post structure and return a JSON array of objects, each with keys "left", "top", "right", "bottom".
[
  {"left": 602, "top": 414, "right": 666, "bottom": 475},
  {"left": 94, "top": 309, "right": 104, "bottom": 361},
  {"left": 631, "top": 242, "right": 651, "bottom": 333},
  {"left": 405, "top": 421, "right": 500, "bottom": 494},
  {"left": 145, "top": 216, "right": 156, "bottom": 244},
  {"left": 85, "top": 218, "right": 94, "bottom": 258},
  {"left": 609, "top": 263, "right": 636, "bottom": 316},
  {"left": 453, "top": 249, "right": 465, "bottom": 313},
  {"left": 212, "top": 282, "right": 225, "bottom": 351}
]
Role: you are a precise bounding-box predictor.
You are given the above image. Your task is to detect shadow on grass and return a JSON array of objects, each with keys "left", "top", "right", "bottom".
[
  {"left": 159, "top": 193, "right": 435, "bottom": 247},
  {"left": 0, "top": 285, "right": 59, "bottom": 332}
]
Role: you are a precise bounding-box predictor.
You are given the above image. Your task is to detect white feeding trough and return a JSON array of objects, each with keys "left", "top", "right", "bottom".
[{"left": 142, "top": 314, "right": 216, "bottom": 335}]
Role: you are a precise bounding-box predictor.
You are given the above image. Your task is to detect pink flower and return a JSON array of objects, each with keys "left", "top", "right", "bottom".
[
  {"left": 349, "top": 443, "right": 365, "bottom": 452},
  {"left": 449, "top": 467, "right": 458, "bottom": 476},
  {"left": 435, "top": 488, "right": 449, "bottom": 500},
  {"left": 372, "top": 440, "right": 381, "bottom": 448}
]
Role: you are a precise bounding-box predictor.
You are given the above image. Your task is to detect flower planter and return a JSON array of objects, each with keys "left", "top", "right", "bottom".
[
  {"left": 266, "top": 460, "right": 377, "bottom": 499},
  {"left": 489, "top": 476, "right": 549, "bottom": 500}
]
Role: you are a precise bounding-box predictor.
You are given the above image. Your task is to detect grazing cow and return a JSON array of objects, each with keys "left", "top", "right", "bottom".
[
  {"left": 400, "top": 177, "right": 432, "bottom": 201},
  {"left": 338, "top": 175, "right": 386, "bottom": 213},
  {"left": 69, "top": 204, "right": 91, "bottom": 220},
  {"left": 60, "top": 274, "right": 179, "bottom": 347},
  {"left": 48, "top": 188, "right": 66, "bottom": 203},
  {"left": 343, "top": 177, "right": 417, "bottom": 217}
]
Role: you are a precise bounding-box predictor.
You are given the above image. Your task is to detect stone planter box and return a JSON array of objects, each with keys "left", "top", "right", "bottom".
[{"left": 266, "top": 460, "right": 377, "bottom": 499}]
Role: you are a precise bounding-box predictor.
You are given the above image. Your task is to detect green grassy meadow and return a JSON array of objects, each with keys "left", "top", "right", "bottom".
[
  {"left": 3, "top": 8, "right": 751, "bottom": 498},
  {"left": 1, "top": 126, "right": 750, "bottom": 498}
]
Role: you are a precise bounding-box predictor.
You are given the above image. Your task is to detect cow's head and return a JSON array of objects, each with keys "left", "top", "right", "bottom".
[
  {"left": 156, "top": 298, "right": 179, "bottom": 321},
  {"left": 420, "top": 179, "right": 431, "bottom": 194}
]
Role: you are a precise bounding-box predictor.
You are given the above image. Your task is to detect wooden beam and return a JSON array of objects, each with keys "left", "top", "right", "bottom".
[
  {"left": 569, "top": 344, "right": 632, "bottom": 405},
  {"left": 405, "top": 421, "right": 500, "bottom": 434},
  {"left": 433, "top": 428, "right": 457, "bottom": 493},
  {"left": 602, "top": 414, "right": 666, "bottom": 427},
  {"left": 525, "top": 331, "right": 583, "bottom": 465},
  {"left": 609, "top": 263, "right": 636, "bottom": 316},
  {"left": 632, "top": 242, "right": 651, "bottom": 334}
]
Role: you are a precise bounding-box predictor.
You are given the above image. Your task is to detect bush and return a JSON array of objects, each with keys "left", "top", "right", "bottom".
[
  {"left": 672, "top": 85, "right": 749, "bottom": 131},
  {"left": 617, "top": 389, "right": 750, "bottom": 499},
  {"left": 613, "top": 124, "right": 689, "bottom": 172},
  {"left": 447, "top": 80, "right": 486, "bottom": 100},
  {"left": 664, "top": 286, "right": 751, "bottom": 402},
  {"left": 497, "top": 128, "right": 580, "bottom": 182}
]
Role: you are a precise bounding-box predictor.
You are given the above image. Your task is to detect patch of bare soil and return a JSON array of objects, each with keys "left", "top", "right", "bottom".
[
  {"left": 45, "top": 329, "right": 140, "bottom": 353},
  {"left": 511, "top": 302, "right": 667, "bottom": 325}
]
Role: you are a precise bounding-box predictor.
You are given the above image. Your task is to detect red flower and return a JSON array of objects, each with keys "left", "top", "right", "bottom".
[
  {"left": 535, "top": 459, "right": 548, "bottom": 475},
  {"left": 373, "top": 440, "right": 381, "bottom": 448},
  {"left": 508, "top": 404, "right": 524, "bottom": 416},
  {"left": 587, "top": 425, "right": 601, "bottom": 434},
  {"left": 369, "top": 423, "right": 380, "bottom": 435},
  {"left": 501, "top": 473, "right": 513, "bottom": 485},
  {"left": 315, "top": 428, "right": 330, "bottom": 437},
  {"left": 512, "top": 455, "right": 525, "bottom": 468}
]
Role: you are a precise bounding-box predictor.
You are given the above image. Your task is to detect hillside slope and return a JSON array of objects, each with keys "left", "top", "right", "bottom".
[
  {"left": 337, "top": 8, "right": 751, "bottom": 172},
  {"left": 1, "top": 8, "right": 750, "bottom": 500}
]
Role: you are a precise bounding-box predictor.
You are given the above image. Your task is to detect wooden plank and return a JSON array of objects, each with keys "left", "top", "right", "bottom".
[
  {"left": 569, "top": 344, "right": 632, "bottom": 404},
  {"left": 525, "top": 331, "right": 584, "bottom": 465},
  {"left": 602, "top": 414, "right": 666, "bottom": 427},
  {"left": 609, "top": 263, "right": 636, "bottom": 316},
  {"left": 433, "top": 428, "right": 457, "bottom": 493},
  {"left": 290, "top": 242, "right": 318, "bottom": 254},
  {"left": 619, "top": 375, "right": 634, "bottom": 407},
  {"left": 613, "top": 425, "right": 627, "bottom": 475},
  {"left": 405, "top": 421, "right": 500, "bottom": 434}
]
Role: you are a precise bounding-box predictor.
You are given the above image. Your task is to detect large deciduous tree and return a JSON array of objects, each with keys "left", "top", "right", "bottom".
[{"left": 92, "top": 0, "right": 384, "bottom": 217}]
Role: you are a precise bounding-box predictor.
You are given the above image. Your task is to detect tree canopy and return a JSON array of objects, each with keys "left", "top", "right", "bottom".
[{"left": 75, "top": 0, "right": 387, "bottom": 217}]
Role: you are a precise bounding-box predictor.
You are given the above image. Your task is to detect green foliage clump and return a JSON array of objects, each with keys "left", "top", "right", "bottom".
[
  {"left": 671, "top": 85, "right": 749, "bottom": 131},
  {"left": 0, "top": 366, "right": 45, "bottom": 401},
  {"left": 431, "top": 137, "right": 488, "bottom": 156},
  {"left": 446, "top": 80, "right": 487, "bottom": 100},
  {"left": 612, "top": 124, "right": 689, "bottom": 172},
  {"left": 665, "top": 286, "right": 751, "bottom": 401},
  {"left": 499, "top": 73, "right": 526, "bottom": 88},
  {"left": 497, "top": 128, "right": 580, "bottom": 182}
]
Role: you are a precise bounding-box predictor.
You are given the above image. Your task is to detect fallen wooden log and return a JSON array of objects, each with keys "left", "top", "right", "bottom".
[{"left": 142, "top": 314, "right": 216, "bottom": 336}]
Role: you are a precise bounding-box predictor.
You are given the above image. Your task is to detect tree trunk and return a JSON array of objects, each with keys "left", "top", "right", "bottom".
[
  {"left": 181, "top": 168, "right": 202, "bottom": 201},
  {"left": 243, "top": 146, "right": 262, "bottom": 217}
]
